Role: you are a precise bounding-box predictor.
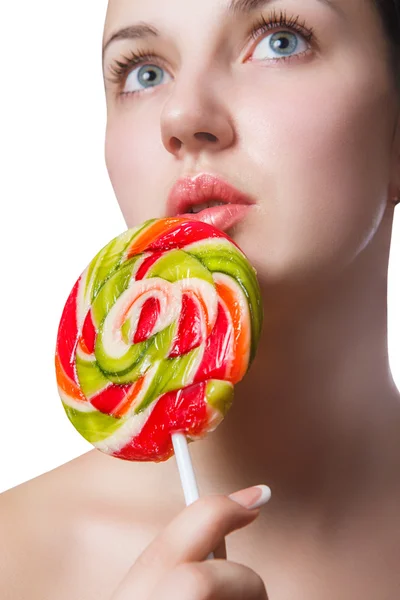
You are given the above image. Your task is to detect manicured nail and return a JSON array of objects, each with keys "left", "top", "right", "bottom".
[{"left": 228, "top": 485, "right": 272, "bottom": 510}]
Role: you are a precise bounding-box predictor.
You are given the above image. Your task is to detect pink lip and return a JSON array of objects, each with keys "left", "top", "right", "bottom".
[
  {"left": 167, "top": 173, "right": 255, "bottom": 231},
  {"left": 179, "top": 204, "right": 251, "bottom": 230}
]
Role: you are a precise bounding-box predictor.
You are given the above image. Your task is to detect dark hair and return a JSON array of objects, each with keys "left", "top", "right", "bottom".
[{"left": 373, "top": 0, "right": 400, "bottom": 95}]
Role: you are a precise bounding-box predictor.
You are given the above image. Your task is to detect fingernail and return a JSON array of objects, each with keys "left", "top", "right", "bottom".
[{"left": 228, "top": 485, "right": 272, "bottom": 510}]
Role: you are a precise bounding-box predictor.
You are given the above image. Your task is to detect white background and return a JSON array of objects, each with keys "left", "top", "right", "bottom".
[
  {"left": 1, "top": 1, "right": 400, "bottom": 493},
  {"left": 0, "top": 0, "right": 126, "bottom": 493}
]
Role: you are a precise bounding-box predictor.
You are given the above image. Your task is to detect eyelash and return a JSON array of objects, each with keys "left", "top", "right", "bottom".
[{"left": 106, "top": 9, "right": 315, "bottom": 95}]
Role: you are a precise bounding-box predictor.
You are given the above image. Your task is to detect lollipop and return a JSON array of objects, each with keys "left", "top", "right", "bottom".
[{"left": 55, "top": 217, "right": 263, "bottom": 502}]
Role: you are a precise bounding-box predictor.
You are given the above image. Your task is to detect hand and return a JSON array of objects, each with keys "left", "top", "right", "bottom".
[{"left": 110, "top": 484, "right": 271, "bottom": 600}]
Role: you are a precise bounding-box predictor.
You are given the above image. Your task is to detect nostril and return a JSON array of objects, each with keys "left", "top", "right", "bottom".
[
  {"left": 194, "top": 132, "right": 217, "bottom": 142},
  {"left": 170, "top": 137, "right": 182, "bottom": 151}
]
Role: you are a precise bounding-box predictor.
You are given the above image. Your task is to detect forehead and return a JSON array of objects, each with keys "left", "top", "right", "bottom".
[
  {"left": 105, "top": 0, "right": 223, "bottom": 25},
  {"left": 104, "top": 0, "right": 340, "bottom": 32}
]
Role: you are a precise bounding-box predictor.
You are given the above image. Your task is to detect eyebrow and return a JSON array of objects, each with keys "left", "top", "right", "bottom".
[{"left": 102, "top": 0, "right": 338, "bottom": 62}]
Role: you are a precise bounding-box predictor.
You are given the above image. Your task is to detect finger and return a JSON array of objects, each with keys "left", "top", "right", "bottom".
[
  {"left": 149, "top": 560, "right": 269, "bottom": 600},
  {"left": 111, "top": 485, "right": 271, "bottom": 600},
  {"left": 212, "top": 536, "right": 227, "bottom": 560}
]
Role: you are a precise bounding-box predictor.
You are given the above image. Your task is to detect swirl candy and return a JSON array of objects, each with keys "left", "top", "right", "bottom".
[{"left": 55, "top": 217, "right": 263, "bottom": 462}]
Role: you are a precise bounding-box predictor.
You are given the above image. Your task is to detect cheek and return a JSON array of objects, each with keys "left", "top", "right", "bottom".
[
  {"left": 236, "top": 65, "right": 394, "bottom": 275},
  {"left": 105, "top": 111, "right": 166, "bottom": 226}
]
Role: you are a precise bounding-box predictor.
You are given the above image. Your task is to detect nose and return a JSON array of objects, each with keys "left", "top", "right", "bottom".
[{"left": 160, "top": 70, "right": 235, "bottom": 157}]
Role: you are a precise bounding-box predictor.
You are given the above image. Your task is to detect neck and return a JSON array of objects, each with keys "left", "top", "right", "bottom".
[{"left": 195, "top": 211, "right": 400, "bottom": 524}]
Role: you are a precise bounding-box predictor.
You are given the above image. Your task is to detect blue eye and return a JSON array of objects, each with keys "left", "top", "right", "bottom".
[
  {"left": 252, "top": 30, "right": 309, "bottom": 61},
  {"left": 107, "top": 50, "right": 173, "bottom": 97},
  {"left": 247, "top": 10, "right": 315, "bottom": 63},
  {"left": 125, "top": 64, "right": 172, "bottom": 94}
]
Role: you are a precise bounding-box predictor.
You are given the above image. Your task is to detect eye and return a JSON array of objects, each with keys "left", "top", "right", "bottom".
[
  {"left": 251, "top": 29, "right": 309, "bottom": 62},
  {"left": 124, "top": 63, "right": 173, "bottom": 95},
  {"left": 247, "top": 11, "right": 315, "bottom": 64}
]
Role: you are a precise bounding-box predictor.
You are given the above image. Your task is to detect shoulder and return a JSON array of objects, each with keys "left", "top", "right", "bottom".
[
  {"left": 0, "top": 452, "right": 175, "bottom": 600},
  {"left": 0, "top": 471, "right": 80, "bottom": 600}
]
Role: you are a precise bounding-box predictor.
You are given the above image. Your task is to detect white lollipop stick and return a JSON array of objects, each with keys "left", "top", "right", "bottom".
[{"left": 172, "top": 432, "right": 215, "bottom": 560}]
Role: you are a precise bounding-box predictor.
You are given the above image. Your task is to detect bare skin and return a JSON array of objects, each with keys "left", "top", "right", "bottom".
[{"left": 2, "top": 0, "right": 400, "bottom": 598}]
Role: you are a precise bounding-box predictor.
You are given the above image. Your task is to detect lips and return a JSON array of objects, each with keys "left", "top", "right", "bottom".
[{"left": 167, "top": 173, "right": 255, "bottom": 231}]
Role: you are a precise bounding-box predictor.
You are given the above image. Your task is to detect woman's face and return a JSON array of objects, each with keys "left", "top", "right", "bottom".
[{"left": 102, "top": 0, "right": 400, "bottom": 285}]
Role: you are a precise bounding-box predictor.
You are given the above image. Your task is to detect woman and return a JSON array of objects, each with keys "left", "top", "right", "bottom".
[{"left": 1, "top": 0, "right": 400, "bottom": 598}]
